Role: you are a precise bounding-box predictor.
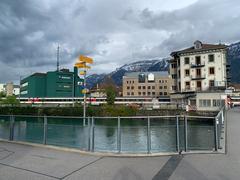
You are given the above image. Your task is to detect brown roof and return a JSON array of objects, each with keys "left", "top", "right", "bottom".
[{"left": 171, "top": 43, "right": 228, "bottom": 56}]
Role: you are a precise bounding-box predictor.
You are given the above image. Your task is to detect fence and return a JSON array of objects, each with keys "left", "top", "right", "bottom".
[{"left": 0, "top": 109, "right": 225, "bottom": 154}]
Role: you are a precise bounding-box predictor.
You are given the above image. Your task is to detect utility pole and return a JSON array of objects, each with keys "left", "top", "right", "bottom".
[{"left": 57, "top": 44, "right": 60, "bottom": 72}]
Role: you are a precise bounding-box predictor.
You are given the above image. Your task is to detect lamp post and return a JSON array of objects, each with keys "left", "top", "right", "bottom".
[{"left": 74, "top": 55, "right": 93, "bottom": 120}]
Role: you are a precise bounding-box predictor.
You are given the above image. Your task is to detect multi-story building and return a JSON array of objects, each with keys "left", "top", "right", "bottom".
[
  {"left": 169, "top": 40, "right": 230, "bottom": 93},
  {"left": 0, "top": 83, "right": 20, "bottom": 96},
  {"left": 0, "top": 84, "right": 4, "bottom": 93},
  {"left": 20, "top": 67, "right": 83, "bottom": 98},
  {"left": 122, "top": 71, "right": 172, "bottom": 97}
]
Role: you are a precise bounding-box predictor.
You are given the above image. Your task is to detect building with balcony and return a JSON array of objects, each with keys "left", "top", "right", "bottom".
[
  {"left": 169, "top": 40, "right": 229, "bottom": 93},
  {"left": 122, "top": 71, "right": 172, "bottom": 97}
]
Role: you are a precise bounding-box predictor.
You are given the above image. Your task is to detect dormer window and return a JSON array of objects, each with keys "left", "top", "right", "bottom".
[{"left": 194, "top": 40, "right": 202, "bottom": 49}]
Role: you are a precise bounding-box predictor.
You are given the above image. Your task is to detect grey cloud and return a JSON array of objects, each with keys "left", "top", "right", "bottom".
[{"left": 0, "top": 0, "right": 240, "bottom": 83}]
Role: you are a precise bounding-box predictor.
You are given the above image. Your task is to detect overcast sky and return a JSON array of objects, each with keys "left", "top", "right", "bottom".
[{"left": 0, "top": 0, "right": 240, "bottom": 83}]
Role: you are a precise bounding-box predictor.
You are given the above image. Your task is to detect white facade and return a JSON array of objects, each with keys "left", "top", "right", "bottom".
[
  {"left": 169, "top": 41, "right": 229, "bottom": 93},
  {"left": 0, "top": 83, "right": 20, "bottom": 96},
  {"left": 13, "top": 86, "right": 20, "bottom": 96},
  {"left": 180, "top": 50, "right": 227, "bottom": 92},
  {"left": 0, "top": 84, "right": 4, "bottom": 93},
  {"left": 196, "top": 92, "right": 226, "bottom": 111}
]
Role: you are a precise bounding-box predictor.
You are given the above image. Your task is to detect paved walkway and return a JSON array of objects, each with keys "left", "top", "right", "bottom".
[{"left": 0, "top": 108, "right": 239, "bottom": 180}]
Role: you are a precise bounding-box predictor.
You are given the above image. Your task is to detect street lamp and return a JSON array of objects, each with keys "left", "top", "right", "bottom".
[{"left": 74, "top": 55, "right": 93, "bottom": 120}]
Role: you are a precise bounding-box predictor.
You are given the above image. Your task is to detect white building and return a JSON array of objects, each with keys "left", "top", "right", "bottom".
[
  {"left": 0, "top": 82, "right": 20, "bottom": 96},
  {"left": 0, "top": 84, "right": 4, "bottom": 93},
  {"left": 169, "top": 40, "right": 230, "bottom": 93}
]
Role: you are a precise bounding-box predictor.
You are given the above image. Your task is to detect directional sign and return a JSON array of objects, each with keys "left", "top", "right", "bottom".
[
  {"left": 79, "top": 55, "right": 93, "bottom": 64},
  {"left": 82, "top": 89, "right": 89, "bottom": 94},
  {"left": 79, "top": 71, "right": 86, "bottom": 75},
  {"left": 74, "top": 62, "right": 91, "bottom": 69}
]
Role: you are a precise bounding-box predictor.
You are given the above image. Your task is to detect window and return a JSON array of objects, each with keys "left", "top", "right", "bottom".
[
  {"left": 171, "top": 64, "right": 177, "bottom": 69},
  {"left": 148, "top": 92, "right": 151, "bottom": 95},
  {"left": 209, "top": 80, "right": 215, "bottom": 87},
  {"left": 127, "top": 81, "right": 128, "bottom": 84},
  {"left": 131, "top": 86, "right": 134, "bottom": 90},
  {"left": 184, "top": 57, "right": 190, "bottom": 64},
  {"left": 164, "top": 86, "right": 167, "bottom": 89},
  {"left": 152, "top": 86, "right": 155, "bottom": 89},
  {"left": 131, "top": 92, "right": 134, "bottom": 96},
  {"left": 138, "top": 73, "right": 146, "bottom": 83},
  {"left": 165, "top": 80, "right": 168, "bottom": 83},
  {"left": 159, "top": 92, "right": 163, "bottom": 95},
  {"left": 143, "top": 92, "right": 146, "bottom": 95},
  {"left": 159, "top": 80, "right": 162, "bottom": 83},
  {"left": 209, "top": 67, "right": 215, "bottom": 75},
  {"left": 195, "top": 56, "right": 201, "bottom": 65},
  {"left": 172, "top": 86, "right": 177, "bottom": 90},
  {"left": 208, "top": 54, "right": 214, "bottom": 62},
  {"left": 159, "top": 86, "right": 163, "bottom": 89},
  {"left": 213, "top": 99, "right": 223, "bottom": 107},
  {"left": 132, "top": 81, "right": 134, "bottom": 84},
  {"left": 127, "top": 92, "right": 130, "bottom": 96},
  {"left": 127, "top": 86, "right": 130, "bottom": 90},
  {"left": 199, "top": 99, "right": 211, "bottom": 107},
  {"left": 138, "top": 92, "right": 141, "bottom": 96},
  {"left": 172, "top": 74, "right": 177, "bottom": 79},
  {"left": 143, "top": 86, "right": 146, "bottom": 90},
  {"left": 21, "top": 82, "right": 28, "bottom": 87},
  {"left": 148, "top": 86, "right": 151, "bottom": 89},
  {"left": 185, "top": 69, "right": 190, "bottom": 77},
  {"left": 164, "top": 92, "right": 167, "bottom": 95},
  {"left": 185, "top": 81, "right": 190, "bottom": 90},
  {"left": 152, "top": 92, "right": 155, "bottom": 95},
  {"left": 138, "top": 86, "right": 141, "bottom": 89}
]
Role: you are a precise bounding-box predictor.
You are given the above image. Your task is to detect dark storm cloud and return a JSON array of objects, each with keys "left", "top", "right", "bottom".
[
  {"left": 127, "top": 0, "right": 240, "bottom": 56},
  {"left": 0, "top": 0, "right": 239, "bottom": 83}
]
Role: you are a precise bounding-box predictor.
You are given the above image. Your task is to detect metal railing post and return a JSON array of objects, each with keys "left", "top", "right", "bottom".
[
  {"left": 9, "top": 115, "right": 15, "bottom": 141},
  {"left": 91, "top": 117, "right": 95, "bottom": 152},
  {"left": 221, "top": 109, "right": 224, "bottom": 124},
  {"left": 176, "top": 115, "right": 180, "bottom": 153},
  {"left": 83, "top": 116, "right": 86, "bottom": 127},
  {"left": 88, "top": 117, "right": 91, "bottom": 151},
  {"left": 43, "top": 115, "right": 47, "bottom": 145},
  {"left": 214, "top": 117, "right": 218, "bottom": 151},
  {"left": 117, "top": 117, "right": 121, "bottom": 153},
  {"left": 184, "top": 116, "right": 188, "bottom": 152},
  {"left": 147, "top": 116, "right": 151, "bottom": 154}
]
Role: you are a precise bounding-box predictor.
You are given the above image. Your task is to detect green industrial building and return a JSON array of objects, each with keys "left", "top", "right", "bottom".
[{"left": 20, "top": 67, "right": 83, "bottom": 98}]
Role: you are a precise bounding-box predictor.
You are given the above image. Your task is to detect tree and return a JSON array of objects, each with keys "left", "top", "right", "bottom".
[
  {"left": 0, "top": 91, "right": 6, "bottom": 98},
  {"left": 106, "top": 86, "right": 116, "bottom": 105},
  {"left": 2, "top": 96, "right": 20, "bottom": 106}
]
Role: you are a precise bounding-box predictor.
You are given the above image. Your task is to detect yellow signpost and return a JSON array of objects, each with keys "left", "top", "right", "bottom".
[
  {"left": 74, "top": 55, "right": 93, "bottom": 122},
  {"left": 79, "top": 55, "right": 93, "bottom": 64}
]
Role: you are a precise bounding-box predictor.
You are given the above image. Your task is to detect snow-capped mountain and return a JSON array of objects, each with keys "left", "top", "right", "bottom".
[
  {"left": 227, "top": 42, "right": 240, "bottom": 83},
  {"left": 86, "top": 57, "right": 170, "bottom": 89}
]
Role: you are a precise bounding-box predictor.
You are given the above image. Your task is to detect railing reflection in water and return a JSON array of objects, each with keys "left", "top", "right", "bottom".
[{"left": 0, "top": 109, "right": 225, "bottom": 154}]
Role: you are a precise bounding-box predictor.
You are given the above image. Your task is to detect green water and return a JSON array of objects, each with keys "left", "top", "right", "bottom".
[{"left": 0, "top": 115, "right": 214, "bottom": 153}]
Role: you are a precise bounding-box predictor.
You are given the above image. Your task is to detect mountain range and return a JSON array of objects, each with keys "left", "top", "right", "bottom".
[
  {"left": 86, "top": 58, "right": 169, "bottom": 89},
  {"left": 86, "top": 42, "right": 240, "bottom": 89},
  {"left": 227, "top": 42, "right": 240, "bottom": 83}
]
